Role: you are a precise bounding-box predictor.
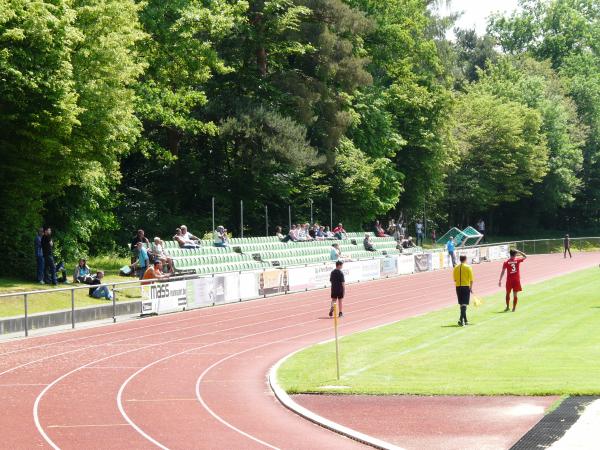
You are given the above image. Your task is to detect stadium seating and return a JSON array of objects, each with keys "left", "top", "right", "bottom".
[{"left": 154, "top": 234, "right": 423, "bottom": 275}]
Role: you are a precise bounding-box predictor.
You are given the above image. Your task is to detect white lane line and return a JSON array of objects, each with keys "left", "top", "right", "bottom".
[
  {"left": 116, "top": 292, "right": 456, "bottom": 449},
  {"left": 126, "top": 398, "right": 197, "bottom": 403},
  {"left": 47, "top": 423, "right": 129, "bottom": 429}
]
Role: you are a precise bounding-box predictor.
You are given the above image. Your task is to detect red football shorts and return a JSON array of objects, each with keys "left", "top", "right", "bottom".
[{"left": 506, "top": 278, "right": 522, "bottom": 293}]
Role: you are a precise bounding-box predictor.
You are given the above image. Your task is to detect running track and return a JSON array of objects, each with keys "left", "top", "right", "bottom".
[{"left": 0, "top": 252, "right": 598, "bottom": 449}]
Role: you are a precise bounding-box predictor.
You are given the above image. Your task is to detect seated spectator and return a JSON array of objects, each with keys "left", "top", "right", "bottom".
[
  {"left": 333, "top": 223, "right": 347, "bottom": 240},
  {"left": 174, "top": 227, "right": 200, "bottom": 249},
  {"left": 373, "top": 220, "right": 386, "bottom": 237},
  {"left": 297, "top": 223, "right": 313, "bottom": 241},
  {"left": 387, "top": 219, "right": 396, "bottom": 235},
  {"left": 73, "top": 258, "right": 92, "bottom": 283},
  {"left": 213, "top": 226, "right": 229, "bottom": 247},
  {"left": 142, "top": 260, "right": 170, "bottom": 285},
  {"left": 152, "top": 237, "right": 175, "bottom": 273},
  {"left": 395, "top": 234, "right": 406, "bottom": 250},
  {"left": 275, "top": 226, "right": 285, "bottom": 240},
  {"left": 88, "top": 271, "right": 112, "bottom": 300},
  {"left": 363, "top": 233, "right": 376, "bottom": 252},
  {"left": 180, "top": 225, "right": 200, "bottom": 243},
  {"left": 315, "top": 226, "right": 325, "bottom": 239},
  {"left": 393, "top": 227, "right": 403, "bottom": 242},
  {"left": 133, "top": 242, "right": 150, "bottom": 279},
  {"left": 323, "top": 226, "right": 335, "bottom": 239},
  {"left": 282, "top": 225, "right": 298, "bottom": 242},
  {"left": 403, "top": 236, "right": 415, "bottom": 248},
  {"left": 330, "top": 243, "right": 350, "bottom": 261}
]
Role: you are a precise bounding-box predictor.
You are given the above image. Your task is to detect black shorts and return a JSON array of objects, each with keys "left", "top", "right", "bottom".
[
  {"left": 331, "top": 289, "right": 344, "bottom": 299},
  {"left": 456, "top": 286, "right": 470, "bottom": 305}
]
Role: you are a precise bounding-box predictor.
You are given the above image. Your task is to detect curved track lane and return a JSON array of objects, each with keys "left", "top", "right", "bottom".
[{"left": 0, "top": 252, "right": 597, "bottom": 449}]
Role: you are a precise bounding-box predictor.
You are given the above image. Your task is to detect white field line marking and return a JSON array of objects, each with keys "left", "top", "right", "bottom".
[
  {"left": 269, "top": 348, "right": 403, "bottom": 450},
  {"left": 115, "top": 294, "right": 451, "bottom": 450},
  {"left": 126, "top": 398, "right": 197, "bottom": 402},
  {"left": 34, "top": 286, "right": 438, "bottom": 450},
  {"left": 2, "top": 269, "right": 475, "bottom": 378}
]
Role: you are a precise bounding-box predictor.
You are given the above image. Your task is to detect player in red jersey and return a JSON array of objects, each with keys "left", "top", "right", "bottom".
[{"left": 498, "top": 249, "right": 528, "bottom": 312}]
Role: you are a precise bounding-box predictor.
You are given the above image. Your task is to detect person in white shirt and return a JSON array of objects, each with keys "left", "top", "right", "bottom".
[
  {"left": 180, "top": 225, "right": 200, "bottom": 243},
  {"left": 415, "top": 220, "right": 424, "bottom": 246},
  {"left": 213, "top": 226, "right": 228, "bottom": 247},
  {"left": 477, "top": 219, "right": 485, "bottom": 242}
]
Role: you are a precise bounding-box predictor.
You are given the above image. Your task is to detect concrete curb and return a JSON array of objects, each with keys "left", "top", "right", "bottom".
[{"left": 268, "top": 348, "right": 404, "bottom": 450}]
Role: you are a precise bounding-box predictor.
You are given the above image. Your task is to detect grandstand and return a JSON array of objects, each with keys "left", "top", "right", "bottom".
[{"left": 156, "top": 234, "right": 422, "bottom": 275}]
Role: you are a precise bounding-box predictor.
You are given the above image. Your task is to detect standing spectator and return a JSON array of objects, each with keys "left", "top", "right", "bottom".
[
  {"left": 476, "top": 218, "right": 485, "bottom": 242},
  {"left": 34, "top": 227, "right": 45, "bottom": 284},
  {"left": 213, "top": 226, "right": 228, "bottom": 247},
  {"left": 88, "top": 271, "right": 112, "bottom": 300},
  {"left": 130, "top": 229, "right": 150, "bottom": 261},
  {"left": 333, "top": 223, "right": 347, "bottom": 240},
  {"left": 431, "top": 229, "right": 437, "bottom": 245},
  {"left": 393, "top": 227, "right": 403, "bottom": 243},
  {"left": 373, "top": 220, "right": 386, "bottom": 237},
  {"left": 446, "top": 237, "right": 457, "bottom": 267},
  {"left": 363, "top": 233, "right": 376, "bottom": 252},
  {"left": 180, "top": 225, "right": 200, "bottom": 243},
  {"left": 41, "top": 227, "right": 57, "bottom": 286},
  {"left": 415, "top": 220, "right": 424, "bottom": 246},
  {"left": 563, "top": 234, "right": 572, "bottom": 259},
  {"left": 398, "top": 221, "right": 406, "bottom": 238},
  {"left": 453, "top": 255, "right": 474, "bottom": 326},
  {"left": 73, "top": 258, "right": 91, "bottom": 283},
  {"left": 328, "top": 260, "right": 345, "bottom": 318},
  {"left": 133, "top": 242, "right": 149, "bottom": 279}
]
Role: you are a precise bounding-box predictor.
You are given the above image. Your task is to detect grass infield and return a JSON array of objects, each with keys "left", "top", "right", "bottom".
[{"left": 278, "top": 267, "right": 600, "bottom": 396}]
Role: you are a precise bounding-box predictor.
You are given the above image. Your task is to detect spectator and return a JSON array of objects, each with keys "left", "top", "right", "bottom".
[
  {"left": 142, "top": 260, "right": 170, "bottom": 284},
  {"left": 387, "top": 219, "right": 396, "bottom": 235},
  {"left": 476, "top": 218, "right": 485, "bottom": 242},
  {"left": 174, "top": 227, "right": 200, "bottom": 249},
  {"left": 446, "top": 237, "right": 457, "bottom": 267},
  {"left": 363, "top": 233, "right": 376, "bottom": 252},
  {"left": 282, "top": 225, "right": 297, "bottom": 243},
  {"left": 152, "top": 237, "right": 175, "bottom": 273},
  {"left": 395, "top": 234, "right": 406, "bottom": 251},
  {"left": 333, "top": 223, "right": 347, "bottom": 240},
  {"left": 324, "top": 226, "right": 335, "bottom": 239},
  {"left": 393, "top": 227, "right": 403, "bottom": 243},
  {"left": 88, "top": 271, "right": 112, "bottom": 300},
  {"left": 309, "top": 224, "right": 317, "bottom": 239},
  {"left": 275, "top": 226, "right": 285, "bottom": 240},
  {"left": 41, "top": 227, "right": 57, "bottom": 286},
  {"left": 402, "top": 236, "right": 415, "bottom": 249},
  {"left": 130, "top": 229, "right": 150, "bottom": 261},
  {"left": 133, "top": 242, "right": 149, "bottom": 279},
  {"left": 431, "top": 229, "right": 437, "bottom": 244},
  {"left": 315, "top": 226, "right": 325, "bottom": 239},
  {"left": 34, "top": 227, "right": 44, "bottom": 284},
  {"left": 563, "top": 234, "right": 572, "bottom": 259},
  {"left": 180, "top": 225, "right": 200, "bottom": 243},
  {"left": 213, "top": 226, "right": 228, "bottom": 247},
  {"left": 416, "top": 220, "right": 424, "bottom": 246},
  {"left": 373, "top": 220, "right": 386, "bottom": 237},
  {"left": 398, "top": 221, "right": 406, "bottom": 237},
  {"left": 330, "top": 243, "right": 342, "bottom": 261},
  {"left": 298, "top": 223, "right": 313, "bottom": 241},
  {"left": 73, "top": 258, "right": 92, "bottom": 283}
]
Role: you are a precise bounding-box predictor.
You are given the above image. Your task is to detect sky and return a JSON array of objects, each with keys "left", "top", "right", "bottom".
[{"left": 442, "top": 0, "right": 522, "bottom": 37}]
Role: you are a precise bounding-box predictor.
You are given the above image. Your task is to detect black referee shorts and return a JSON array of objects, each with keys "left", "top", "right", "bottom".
[{"left": 456, "top": 286, "right": 471, "bottom": 305}]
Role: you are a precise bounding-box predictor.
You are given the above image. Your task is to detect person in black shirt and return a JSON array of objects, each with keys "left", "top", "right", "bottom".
[
  {"left": 88, "top": 271, "right": 113, "bottom": 300},
  {"left": 41, "top": 227, "right": 57, "bottom": 286},
  {"left": 329, "top": 261, "right": 345, "bottom": 318},
  {"left": 563, "top": 234, "right": 572, "bottom": 259}
]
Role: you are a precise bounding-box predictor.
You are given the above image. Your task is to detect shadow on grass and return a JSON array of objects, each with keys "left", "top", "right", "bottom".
[{"left": 441, "top": 324, "right": 462, "bottom": 328}]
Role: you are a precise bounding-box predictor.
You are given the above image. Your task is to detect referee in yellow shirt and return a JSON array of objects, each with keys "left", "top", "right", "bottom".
[{"left": 453, "top": 255, "right": 474, "bottom": 326}]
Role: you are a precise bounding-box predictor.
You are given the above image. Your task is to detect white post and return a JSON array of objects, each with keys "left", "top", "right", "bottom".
[
  {"left": 212, "top": 197, "right": 215, "bottom": 233},
  {"left": 240, "top": 200, "right": 244, "bottom": 238}
]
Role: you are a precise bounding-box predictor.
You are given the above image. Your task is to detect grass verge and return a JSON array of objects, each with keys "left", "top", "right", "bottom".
[{"left": 278, "top": 267, "right": 600, "bottom": 396}]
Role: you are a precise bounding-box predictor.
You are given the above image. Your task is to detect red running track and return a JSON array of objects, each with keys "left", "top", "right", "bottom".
[{"left": 0, "top": 252, "right": 598, "bottom": 449}]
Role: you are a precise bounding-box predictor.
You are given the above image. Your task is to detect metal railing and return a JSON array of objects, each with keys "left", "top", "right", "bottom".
[{"left": 2, "top": 236, "right": 599, "bottom": 338}]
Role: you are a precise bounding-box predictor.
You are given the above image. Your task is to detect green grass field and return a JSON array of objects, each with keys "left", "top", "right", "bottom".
[
  {"left": 0, "top": 255, "right": 140, "bottom": 318},
  {"left": 278, "top": 267, "right": 600, "bottom": 396}
]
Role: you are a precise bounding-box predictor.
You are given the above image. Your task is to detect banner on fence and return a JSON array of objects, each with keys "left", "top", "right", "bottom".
[
  {"left": 141, "top": 280, "right": 187, "bottom": 315},
  {"left": 414, "top": 253, "right": 432, "bottom": 272},
  {"left": 259, "top": 269, "right": 287, "bottom": 295},
  {"left": 487, "top": 244, "right": 510, "bottom": 261},
  {"left": 380, "top": 256, "right": 399, "bottom": 277},
  {"left": 344, "top": 259, "right": 381, "bottom": 283},
  {"left": 398, "top": 255, "right": 415, "bottom": 274},
  {"left": 456, "top": 247, "right": 480, "bottom": 264},
  {"left": 287, "top": 266, "right": 317, "bottom": 292},
  {"left": 239, "top": 271, "right": 260, "bottom": 300}
]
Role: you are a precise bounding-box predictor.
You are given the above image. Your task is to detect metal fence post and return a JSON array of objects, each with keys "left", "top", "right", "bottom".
[
  {"left": 23, "top": 293, "right": 28, "bottom": 337},
  {"left": 112, "top": 284, "right": 116, "bottom": 323},
  {"left": 533, "top": 240, "right": 536, "bottom": 254},
  {"left": 71, "top": 288, "right": 75, "bottom": 329}
]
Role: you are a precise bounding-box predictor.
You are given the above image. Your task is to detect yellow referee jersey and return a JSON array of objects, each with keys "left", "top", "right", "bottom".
[{"left": 453, "top": 263, "right": 474, "bottom": 287}]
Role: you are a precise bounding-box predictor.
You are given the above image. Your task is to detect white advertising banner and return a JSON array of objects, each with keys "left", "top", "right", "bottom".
[
  {"left": 239, "top": 271, "right": 260, "bottom": 300},
  {"left": 343, "top": 259, "right": 380, "bottom": 283},
  {"left": 140, "top": 280, "right": 187, "bottom": 315},
  {"left": 398, "top": 255, "right": 415, "bottom": 274},
  {"left": 380, "top": 256, "right": 399, "bottom": 277},
  {"left": 287, "top": 266, "right": 317, "bottom": 292}
]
